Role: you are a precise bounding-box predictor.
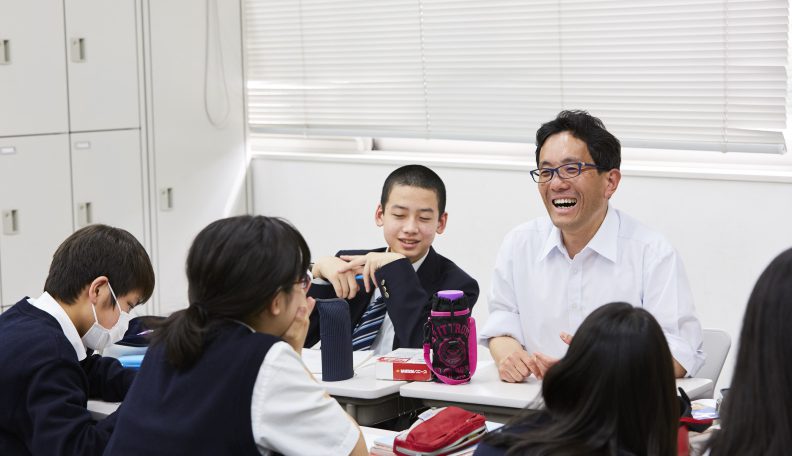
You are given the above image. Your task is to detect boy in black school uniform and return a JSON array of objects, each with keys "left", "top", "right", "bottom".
[
  {"left": 0, "top": 225, "right": 155, "bottom": 456},
  {"left": 306, "top": 164, "right": 479, "bottom": 353}
]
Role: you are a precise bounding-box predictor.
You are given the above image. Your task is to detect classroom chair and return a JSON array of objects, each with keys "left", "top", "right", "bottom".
[{"left": 696, "top": 328, "right": 731, "bottom": 387}]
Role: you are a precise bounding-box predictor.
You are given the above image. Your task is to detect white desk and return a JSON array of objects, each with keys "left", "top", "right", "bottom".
[
  {"left": 400, "top": 349, "right": 714, "bottom": 422},
  {"left": 302, "top": 349, "right": 418, "bottom": 425},
  {"left": 400, "top": 350, "right": 539, "bottom": 422},
  {"left": 316, "top": 362, "right": 421, "bottom": 425},
  {"left": 316, "top": 362, "right": 405, "bottom": 399},
  {"left": 87, "top": 361, "right": 414, "bottom": 427},
  {"left": 87, "top": 400, "right": 120, "bottom": 420},
  {"left": 676, "top": 377, "right": 714, "bottom": 401},
  {"left": 89, "top": 348, "right": 713, "bottom": 426}
]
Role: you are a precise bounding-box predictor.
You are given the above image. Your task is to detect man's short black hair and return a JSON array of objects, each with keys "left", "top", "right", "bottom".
[
  {"left": 535, "top": 110, "right": 621, "bottom": 170},
  {"left": 380, "top": 164, "right": 447, "bottom": 215},
  {"left": 44, "top": 224, "right": 155, "bottom": 305}
]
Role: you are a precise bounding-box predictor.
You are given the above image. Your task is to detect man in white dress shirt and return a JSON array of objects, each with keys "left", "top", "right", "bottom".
[{"left": 479, "top": 110, "right": 704, "bottom": 382}]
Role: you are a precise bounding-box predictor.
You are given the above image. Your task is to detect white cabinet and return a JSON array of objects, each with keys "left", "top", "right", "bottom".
[
  {"left": 70, "top": 130, "right": 146, "bottom": 243},
  {"left": 65, "top": 0, "right": 140, "bottom": 131},
  {"left": 0, "top": 135, "right": 73, "bottom": 308},
  {"left": 0, "top": 0, "right": 139, "bottom": 137},
  {"left": 0, "top": 0, "right": 247, "bottom": 316},
  {"left": 0, "top": 1, "right": 148, "bottom": 312},
  {"left": 147, "top": 0, "right": 247, "bottom": 316},
  {"left": 0, "top": 0, "right": 69, "bottom": 137}
]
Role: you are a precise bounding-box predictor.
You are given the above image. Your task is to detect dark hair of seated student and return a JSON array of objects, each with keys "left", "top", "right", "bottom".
[
  {"left": 380, "top": 163, "right": 447, "bottom": 215},
  {"left": 708, "top": 247, "right": 792, "bottom": 455},
  {"left": 45, "top": 224, "right": 155, "bottom": 304},
  {"left": 152, "top": 215, "right": 311, "bottom": 369},
  {"left": 478, "top": 302, "right": 678, "bottom": 456}
]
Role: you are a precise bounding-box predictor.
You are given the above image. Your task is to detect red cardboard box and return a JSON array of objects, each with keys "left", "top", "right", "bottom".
[{"left": 376, "top": 348, "right": 431, "bottom": 381}]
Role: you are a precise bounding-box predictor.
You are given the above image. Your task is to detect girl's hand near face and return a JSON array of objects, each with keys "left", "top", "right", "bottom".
[{"left": 282, "top": 297, "right": 315, "bottom": 355}]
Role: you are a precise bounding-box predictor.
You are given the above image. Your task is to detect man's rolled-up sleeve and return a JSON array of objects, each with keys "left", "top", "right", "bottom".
[
  {"left": 479, "top": 232, "right": 527, "bottom": 348},
  {"left": 642, "top": 245, "right": 705, "bottom": 377}
]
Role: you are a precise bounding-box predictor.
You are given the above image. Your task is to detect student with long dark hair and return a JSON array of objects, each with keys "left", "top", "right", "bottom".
[
  {"left": 708, "top": 247, "right": 792, "bottom": 455},
  {"left": 475, "top": 302, "right": 678, "bottom": 456},
  {"left": 105, "top": 215, "right": 367, "bottom": 455}
]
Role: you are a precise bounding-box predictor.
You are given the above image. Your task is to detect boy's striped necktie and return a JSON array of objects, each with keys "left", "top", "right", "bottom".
[{"left": 351, "top": 295, "right": 386, "bottom": 351}]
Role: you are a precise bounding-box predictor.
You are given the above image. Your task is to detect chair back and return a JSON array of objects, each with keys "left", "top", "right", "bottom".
[{"left": 697, "top": 328, "right": 731, "bottom": 385}]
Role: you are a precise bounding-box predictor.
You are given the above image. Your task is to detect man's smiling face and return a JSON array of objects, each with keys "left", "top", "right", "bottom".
[{"left": 537, "top": 131, "right": 619, "bottom": 239}]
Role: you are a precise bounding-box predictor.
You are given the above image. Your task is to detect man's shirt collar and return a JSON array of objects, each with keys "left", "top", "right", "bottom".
[
  {"left": 538, "top": 204, "right": 618, "bottom": 263},
  {"left": 586, "top": 205, "right": 619, "bottom": 262}
]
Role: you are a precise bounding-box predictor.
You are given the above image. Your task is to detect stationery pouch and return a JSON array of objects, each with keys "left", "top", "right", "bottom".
[
  {"left": 423, "top": 290, "right": 477, "bottom": 385},
  {"left": 317, "top": 298, "right": 354, "bottom": 381},
  {"left": 393, "top": 406, "right": 486, "bottom": 456}
]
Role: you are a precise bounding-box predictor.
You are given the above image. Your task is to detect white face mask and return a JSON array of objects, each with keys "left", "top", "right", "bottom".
[{"left": 81, "top": 283, "right": 132, "bottom": 351}]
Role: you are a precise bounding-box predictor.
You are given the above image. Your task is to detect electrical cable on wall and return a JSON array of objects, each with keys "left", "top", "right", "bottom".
[{"left": 204, "top": 0, "right": 230, "bottom": 128}]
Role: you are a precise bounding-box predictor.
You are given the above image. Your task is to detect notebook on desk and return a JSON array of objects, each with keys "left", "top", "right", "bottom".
[{"left": 117, "top": 354, "right": 145, "bottom": 370}]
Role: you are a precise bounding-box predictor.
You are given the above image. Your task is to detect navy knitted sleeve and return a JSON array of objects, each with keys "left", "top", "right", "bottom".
[
  {"left": 26, "top": 358, "right": 116, "bottom": 456},
  {"left": 81, "top": 353, "right": 136, "bottom": 402}
]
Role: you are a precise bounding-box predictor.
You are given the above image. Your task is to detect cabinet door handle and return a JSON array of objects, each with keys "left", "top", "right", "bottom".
[
  {"left": 160, "top": 188, "right": 173, "bottom": 211},
  {"left": 77, "top": 202, "right": 93, "bottom": 227},
  {"left": 0, "top": 39, "right": 10, "bottom": 65},
  {"left": 70, "top": 37, "right": 86, "bottom": 63},
  {"left": 2, "top": 209, "right": 20, "bottom": 235}
]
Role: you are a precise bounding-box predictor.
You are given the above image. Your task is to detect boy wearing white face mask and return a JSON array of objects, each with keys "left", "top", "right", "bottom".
[
  {"left": 83, "top": 282, "right": 134, "bottom": 350},
  {"left": 0, "top": 224, "right": 155, "bottom": 456}
]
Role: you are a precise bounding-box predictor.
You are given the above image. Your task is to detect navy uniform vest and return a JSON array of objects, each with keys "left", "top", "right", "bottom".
[{"left": 105, "top": 321, "right": 279, "bottom": 455}]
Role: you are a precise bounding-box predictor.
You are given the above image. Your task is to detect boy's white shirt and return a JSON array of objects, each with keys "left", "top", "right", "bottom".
[{"left": 29, "top": 292, "right": 88, "bottom": 361}]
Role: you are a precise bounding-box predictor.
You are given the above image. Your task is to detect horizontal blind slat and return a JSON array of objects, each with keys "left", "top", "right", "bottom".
[{"left": 244, "top": 0, "right": 788, "bottom": 153}]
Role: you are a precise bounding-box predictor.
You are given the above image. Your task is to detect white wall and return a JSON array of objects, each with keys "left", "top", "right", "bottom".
[{"left": 251, "top": 156, "right": 792, "bottom": 392}]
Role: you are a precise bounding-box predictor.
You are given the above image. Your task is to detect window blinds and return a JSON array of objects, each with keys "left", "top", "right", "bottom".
[{"left": 244, "top": 0, "right": 789, "bottom": 153}]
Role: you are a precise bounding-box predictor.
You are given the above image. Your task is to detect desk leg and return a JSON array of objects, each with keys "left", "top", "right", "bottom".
[
  {"left": 333, "top": 394, "right": 422, "bottom": 426},
  {"left": 345, "top": 402, "right": 358, "bottom": 421}
]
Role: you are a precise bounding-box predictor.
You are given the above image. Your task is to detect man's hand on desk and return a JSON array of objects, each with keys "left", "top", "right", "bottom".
[
  {"left": 496, "top": 350, "right": 559, "bottom": 382},
  {"left": 489, "top": 332, "right": 572, "bottom": 382},
  {"left": 489, "top": 336, "right": 535, "bottom": 382},
  {"left": 312, "top": 256, "right": 363, "bottom": 299},
  {"left": 496, "top": 348, "right": 536, "bottom": 382}
]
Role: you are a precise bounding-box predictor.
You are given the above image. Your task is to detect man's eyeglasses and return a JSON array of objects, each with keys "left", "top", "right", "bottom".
[
  {"left": 296, "top": 269, "right": 313, "bottom": 291},
  {"left": 529, "top": 162, "right": 604, "bottom": 183}
]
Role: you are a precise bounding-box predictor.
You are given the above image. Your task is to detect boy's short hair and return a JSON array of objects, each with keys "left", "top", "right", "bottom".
[
  {"left": 380, "top": 164, "right": 447, "bottom": 215},
  {"left": 44, "top": 225, "right": 155, "bottom": 305}
]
